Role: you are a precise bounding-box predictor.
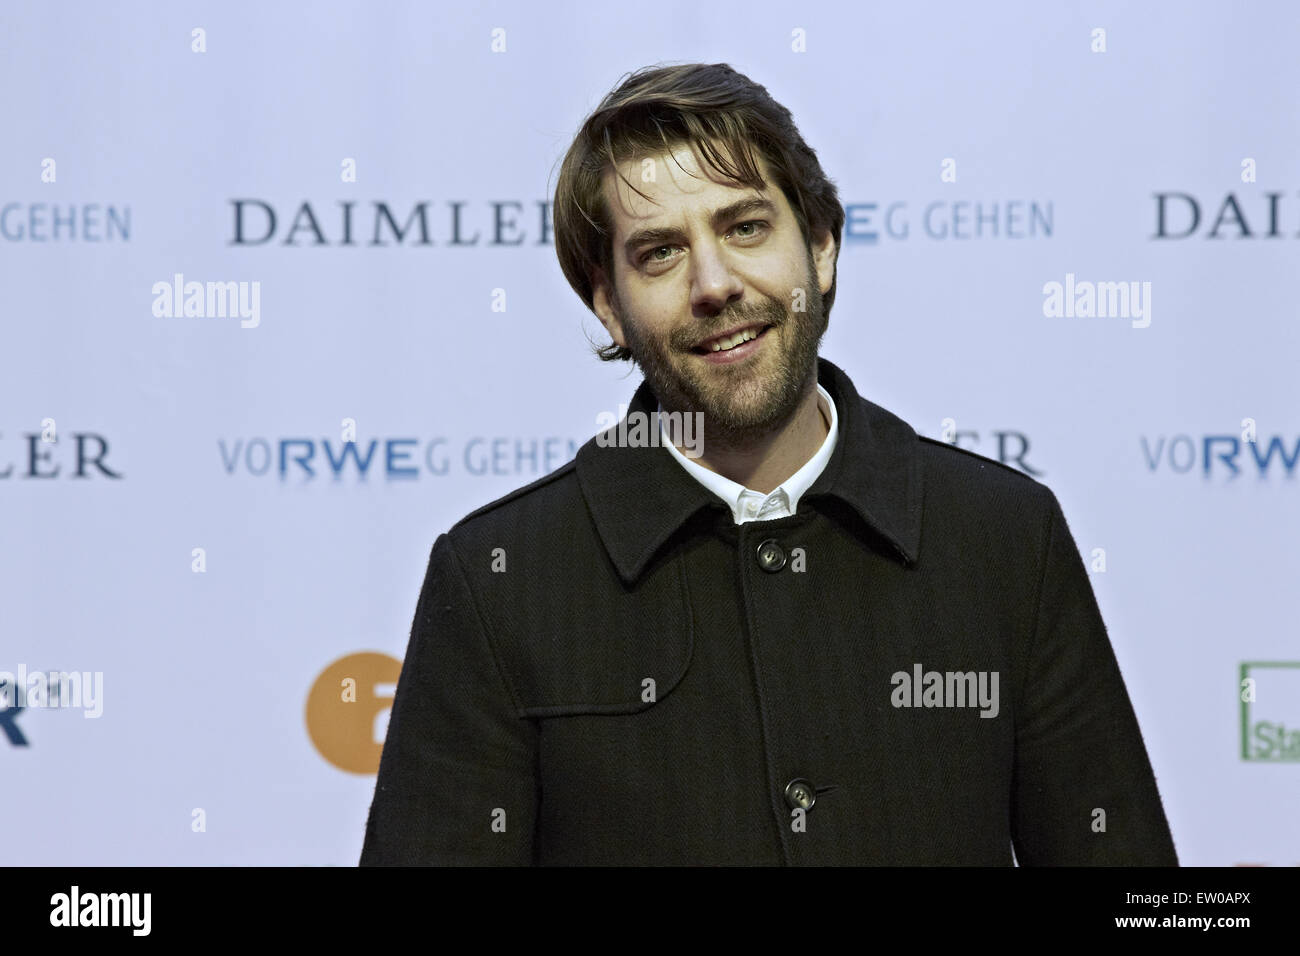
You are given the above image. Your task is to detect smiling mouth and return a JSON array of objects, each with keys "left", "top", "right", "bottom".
[{"left": 691, "top": 324, "right": 773, "bottom": 355}]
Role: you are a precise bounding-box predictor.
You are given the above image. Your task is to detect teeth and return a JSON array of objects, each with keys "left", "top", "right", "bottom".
[{"left": 708, "top": 326, "right": 763, "bottom": 352}]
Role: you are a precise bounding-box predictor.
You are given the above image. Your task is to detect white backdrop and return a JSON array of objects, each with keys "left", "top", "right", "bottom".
[{"left": 1, "top": 0, "right": 1296, "bottom": 865}]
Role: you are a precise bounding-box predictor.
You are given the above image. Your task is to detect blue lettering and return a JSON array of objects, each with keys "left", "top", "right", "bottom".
[
  {"left": 0, "top": 681, "right": 26, "bottom": 746},
  {"left": 1202, "top": 436, "right": 1240, "bottom": 477},
  {"left": 218, "top": 440, "right": 242, "bottom": 474},
  {"left": 924, "top": 201, "right": 947, "bottom": 239},
  {"left": 425, "top": 438, "right": 448, "bottom": 475},
  {"left": 952, "top": 201, "right": 970, "bottom": 239},
  {"left": 1030, "top": 202, "right": 1053, "bottom": 237},
  {"left": 279, "top": 439, "right": 316, "bottom": 479},
  {"left": 322, "top": 439, "right": 378, "bottom": 478},
  {"left": 843, "top": 203, "right": 878, "bottom": 244},
  {"left": 464, "top": 438, "right": 486, "bottom": 475},
  {"left": 245, "top": 438, "right": 272, "bottom": 476},
  {"left": 1249, "top": 435, "right": 1300, "bottom": 476},
  {"left": 386, "top": 438, "right": 418, "bottom": 478}
]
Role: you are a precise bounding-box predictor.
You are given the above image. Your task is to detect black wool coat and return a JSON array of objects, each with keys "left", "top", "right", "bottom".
[{"left": 360, "top": 356, "right": 1178, "bottom": 865}]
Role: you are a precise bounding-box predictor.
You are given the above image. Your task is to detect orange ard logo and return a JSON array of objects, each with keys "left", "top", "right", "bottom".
[{"left": 305, "top": 652, "right": 401, "bottom": 774}]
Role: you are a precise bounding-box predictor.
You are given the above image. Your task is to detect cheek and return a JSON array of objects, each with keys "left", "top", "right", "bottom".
[{"left": 625, "top": 290, "right": 686, "bottom": 333}]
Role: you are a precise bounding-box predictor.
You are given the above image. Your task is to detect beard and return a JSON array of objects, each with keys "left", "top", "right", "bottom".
[{"left": 616, "top": 247, "right": 829, "bottom": 450}]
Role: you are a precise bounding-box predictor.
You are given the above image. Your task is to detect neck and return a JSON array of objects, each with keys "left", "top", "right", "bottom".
[{"left": 674, "top": 382, "right": 829, "bottom": 495}]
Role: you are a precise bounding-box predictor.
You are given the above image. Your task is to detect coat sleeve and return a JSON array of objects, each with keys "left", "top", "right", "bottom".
[
  {"left": 1010, "top": 490, "right": 1178, "bottom": 865},
  {"left": 360, "top": 532, "right": 539, "bottom": 865}
]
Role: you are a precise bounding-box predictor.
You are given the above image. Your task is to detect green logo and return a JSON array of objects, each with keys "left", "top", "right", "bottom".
[{"left": 1240, "top": 662, "right": 1300, "bottom": 761}]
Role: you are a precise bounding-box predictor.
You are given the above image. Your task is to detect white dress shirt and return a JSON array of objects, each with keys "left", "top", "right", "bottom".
[{"left": 657, "top": 382, "right": 839, "bottom": 524}]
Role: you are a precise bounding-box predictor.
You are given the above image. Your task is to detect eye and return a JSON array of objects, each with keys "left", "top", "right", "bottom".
[
  {"left": 637, "top": 221, "right": 768, "bottom": 268},
  {"left": 639, "top": 244, "right": 680, "bottom": 266},
  {"left": 730, "top": 220, "right": 769, "bottom": 240}
]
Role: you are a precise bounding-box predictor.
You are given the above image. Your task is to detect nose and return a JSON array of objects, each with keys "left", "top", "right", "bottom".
[{"left": 689, "top": 241, "right": 744, "bottom": 316}]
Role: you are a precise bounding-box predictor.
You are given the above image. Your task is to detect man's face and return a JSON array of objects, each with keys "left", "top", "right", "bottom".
[{"left": 592, "top": 142, "right": 836, "bottom": 445}]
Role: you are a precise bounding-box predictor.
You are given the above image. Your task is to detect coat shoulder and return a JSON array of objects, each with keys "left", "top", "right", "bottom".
[
  {"left": 913, "top": 434, "right": 1061, "bottom": 542},
  {"left": 425, "top": 449, "right": 692, "bottom": 719},
  {"left": 916, "top": 434, "right": 1052, "bottom": 499},
  {"left": 445, "top": 457, "right": 583, "bottom": 544}
]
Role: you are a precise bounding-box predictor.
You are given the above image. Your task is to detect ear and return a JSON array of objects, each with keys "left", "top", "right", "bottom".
[
  {"left": 591, "top": 266, "right": 627, "bottom": 349},
  {"left": 810, "top": 227, "right": 837, "bottom": 296}
]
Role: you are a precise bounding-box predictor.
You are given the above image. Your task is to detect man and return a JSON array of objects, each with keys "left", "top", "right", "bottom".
[{"left": 360, "top": 63, "right": 1178, "bottom": 865}]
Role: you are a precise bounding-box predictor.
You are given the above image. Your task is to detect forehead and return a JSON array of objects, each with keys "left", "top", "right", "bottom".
[{"left": 601, "top": 141, "right": 781, "bottom": 234}]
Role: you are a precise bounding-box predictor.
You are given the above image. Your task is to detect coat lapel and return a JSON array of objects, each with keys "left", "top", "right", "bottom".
[{"left": 575, "top": 356, "right": 924, "bottom": 585}]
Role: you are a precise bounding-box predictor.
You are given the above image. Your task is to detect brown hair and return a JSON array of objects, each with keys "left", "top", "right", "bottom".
[{"left": 552, "top": 62, "right": 844, "bottom": 362}]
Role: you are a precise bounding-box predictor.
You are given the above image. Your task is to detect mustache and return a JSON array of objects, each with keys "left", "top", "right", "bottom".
[{"left": 678, "top": 300, "right": 787, "bottom": 350}]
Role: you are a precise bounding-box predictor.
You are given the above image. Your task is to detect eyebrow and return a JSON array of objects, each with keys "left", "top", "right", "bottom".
[{"left": 622, "top": 196, "right": 778, "bottom": 260}]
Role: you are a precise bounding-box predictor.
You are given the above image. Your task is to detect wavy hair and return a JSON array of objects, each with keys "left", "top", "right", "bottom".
[{"left": 552, "top": 63, "right": 844, "bottom": 362}]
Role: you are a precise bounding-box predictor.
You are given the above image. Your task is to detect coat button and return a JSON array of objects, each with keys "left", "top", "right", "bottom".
[
  {"left": 784, "top": 778, "right": 816, "bottom": 811},
  {"left": 756, "top": 538, "right": 786, "bottom": 572}
]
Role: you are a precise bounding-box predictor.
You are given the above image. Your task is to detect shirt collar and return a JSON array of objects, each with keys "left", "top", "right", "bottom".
[
  {"left": 656, "top": 383, "right": 838, "bottom": 522},
  {"left": 575, "top": 356, "right": 924, "bottom": 586}
]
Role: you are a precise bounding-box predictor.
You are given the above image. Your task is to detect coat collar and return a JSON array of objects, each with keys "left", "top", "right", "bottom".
[{"left": 575, "top": 356, "right": 923, "bottom": 585}]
